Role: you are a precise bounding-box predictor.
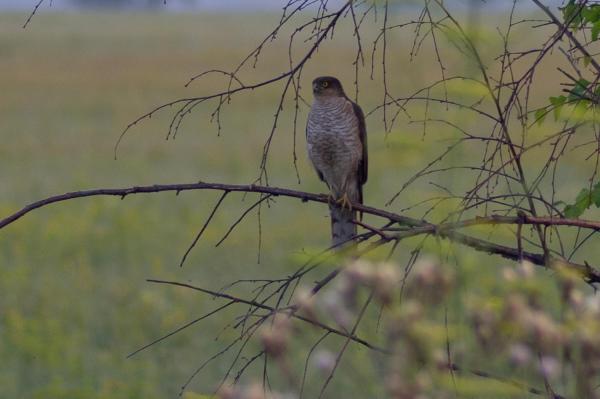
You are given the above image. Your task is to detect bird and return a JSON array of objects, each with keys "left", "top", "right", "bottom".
[{"left": 306, "top": 76, "right": 368, "bottom": 249}]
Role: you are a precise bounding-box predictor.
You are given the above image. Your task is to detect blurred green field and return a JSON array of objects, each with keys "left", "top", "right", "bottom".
[{"left": 0, "top": 9, "right": 596, "bottom": 399}]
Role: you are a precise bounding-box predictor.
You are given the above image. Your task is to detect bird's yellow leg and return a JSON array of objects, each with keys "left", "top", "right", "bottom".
[{"left": 336, "top": 193, "right": 353, "bottom": 211}]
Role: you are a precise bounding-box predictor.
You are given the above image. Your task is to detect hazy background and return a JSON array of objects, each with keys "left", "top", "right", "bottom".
[
  {"left": 0, "top": 2, "right": 586, "bottom": 399},
  {"left": 3, "top": 0, "right": 337, "bottom": 10},
  {"left": 0, "top": 0, "right": 565, "bottom": 11}
]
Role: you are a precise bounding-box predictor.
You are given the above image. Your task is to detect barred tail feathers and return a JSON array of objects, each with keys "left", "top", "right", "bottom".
[{"left": 330, "top": 204, "right": 357, "bottom": 248}]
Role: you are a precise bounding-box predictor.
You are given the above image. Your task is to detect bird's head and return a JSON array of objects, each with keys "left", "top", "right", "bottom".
[{"left": 312, "top": 76, "right": 345, "bottom": 98}]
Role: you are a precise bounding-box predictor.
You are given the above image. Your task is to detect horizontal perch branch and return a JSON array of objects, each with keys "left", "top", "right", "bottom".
[
  {"left": 1, "top": 181, "right": 599, "bottom": 283},
  {"left": 0, "top": 181, "right": 417, "bottom": 230}
]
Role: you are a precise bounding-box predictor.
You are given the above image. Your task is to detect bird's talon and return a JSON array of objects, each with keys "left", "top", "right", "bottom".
[{"left": 336, "top": 194, "right": 353, "bottom": 211}]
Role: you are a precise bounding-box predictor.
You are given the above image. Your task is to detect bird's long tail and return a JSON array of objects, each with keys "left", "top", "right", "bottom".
[{"left": 330, "top": 204, "right": 357, "bottom": 249}]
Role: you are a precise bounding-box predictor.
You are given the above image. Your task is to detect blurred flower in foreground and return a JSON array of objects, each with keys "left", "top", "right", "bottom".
[{"left": 217, "top": 383, "right": 294, "bottom": 399}]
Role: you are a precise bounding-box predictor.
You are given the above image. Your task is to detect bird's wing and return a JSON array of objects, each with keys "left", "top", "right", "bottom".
[
  {"left": 313, "top": 163, "right": 326, "bottom": 184},
  {"left": 351, "top": 101, "right": 368, "bottom": 186}
]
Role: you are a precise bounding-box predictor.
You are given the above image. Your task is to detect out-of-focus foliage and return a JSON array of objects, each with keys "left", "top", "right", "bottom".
[{"left": 233, "top": 258, "right": 600, "bottom": 399}]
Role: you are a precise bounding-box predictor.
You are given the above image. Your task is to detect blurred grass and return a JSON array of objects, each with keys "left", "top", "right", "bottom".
[{"left": 0, "top": 9, "right": 595, "bottom": 399}]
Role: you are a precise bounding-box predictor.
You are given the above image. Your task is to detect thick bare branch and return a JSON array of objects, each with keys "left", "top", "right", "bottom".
[{"left": 2, "top": 181, "right": 599, "bottom": 283}]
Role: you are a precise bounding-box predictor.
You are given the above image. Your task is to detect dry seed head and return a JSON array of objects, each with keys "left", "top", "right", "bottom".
[
  {"left": 260, "top": 314, "right": 291, "bottom": 358},
  {"left": 344, "top": 259, "right": 374, "bottom": 285},
  {"left": 373, "top": 263, "right": 400, "bottom": 305},
  {"left": 411, "top": 258, "right": 453, "bottom": 302},
  {"left": 312, "top": 350, "right": 336, "bottom": 375},
  {"left": 569, "top": 289, "right": 584, "bottom": 310},
  {"left": 471, "top": 305, "right": 500, "bottom": 347},
  {"left": 216, "top": 385, "right": 237, "bottom": 399},
  {"left": 432, "top": 349, "right": 448, "bottom": 370},
  {"left": 504, "top": 294, "right": 528, "bottom": 321},
  {"left": 508, "top": 343, "right": 532, "bottom": 366},
  {"left": 523, "top": 311, "right": 563, "bottom": 349},
  {"left": 585, "top": 294, "right": 600, "bottom": 315},
  {"left": 293, "top": 287, "right": 316, "bottom": 319},
  {"left": 246, "top": 384, "right": 267, "bottom": 399},
  {"left": 502, "top": 267, "right": 517, "bottom": 282},
  {"left": 539, "top": 356, "right": 560, "bottom": 379},
  {"left": 387, "top": 300, "right": 423, "bottom": 339},
  {"left": 413, "top": 258, "right": 439, "bottom": 286},
  {"left": 518, "top": 261, "right": 535, "bottom": 279},
  {"left": 260, "top": 328, "right": 287, "bottom": 357}
]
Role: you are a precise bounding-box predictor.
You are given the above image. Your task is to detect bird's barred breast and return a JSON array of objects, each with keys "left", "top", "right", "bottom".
[{"left": 306, "top": 98, "right": 362, "bottom": 170}]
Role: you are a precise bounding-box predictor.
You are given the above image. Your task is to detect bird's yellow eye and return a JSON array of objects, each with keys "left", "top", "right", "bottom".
[{"left": 322, "top": 81, "right": 329, "bottom": 88}]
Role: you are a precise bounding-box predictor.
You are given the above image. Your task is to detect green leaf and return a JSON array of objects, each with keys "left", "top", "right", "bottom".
[
  {"left": 582, "top": 7, "right": 593, "bottom": 22},
  {"left": 593, "top": 21, "right": 600, "bottom": 41},
  {"left": 586, "top": 5, "right": 600, "bottom": 23},
  {"left": 549, "top": 95, "right": 567, "bottom": 106},
  {"left": 568, "top": 79, "right": 590, "bottom": 101},
  {"left": 573, "top": 100, "right": 590, "bottom": 119},
  {"left": 563, "top": 0, "right": 584, "bottom": 27},
  {"left": 549, "top": 96, "right": 567, "bottom": 120},
  {"left": 582, "top": 5, "right": 600, "bottom": 23},
  {"left": 592, "top": 182, "right": 600, "bottom": 207},
  {"left": 564, "top": 204, "right": 582, "bottom": 218},
  {"left": 564, "top": 188, "right": 592, "bottom": 217},
  {"left": 534, "top": 108, "right": 547, "bottom": 126},
  {"left": 554, "top": 105, "right": 563, "bottom": 121},
  {"left": 575, "top": 188, "right": 592, "bottom": 206}
]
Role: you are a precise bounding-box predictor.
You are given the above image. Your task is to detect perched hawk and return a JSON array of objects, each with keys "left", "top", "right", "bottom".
[{"left": 306, "top": 76, "right": 368, "bottom": 248}]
